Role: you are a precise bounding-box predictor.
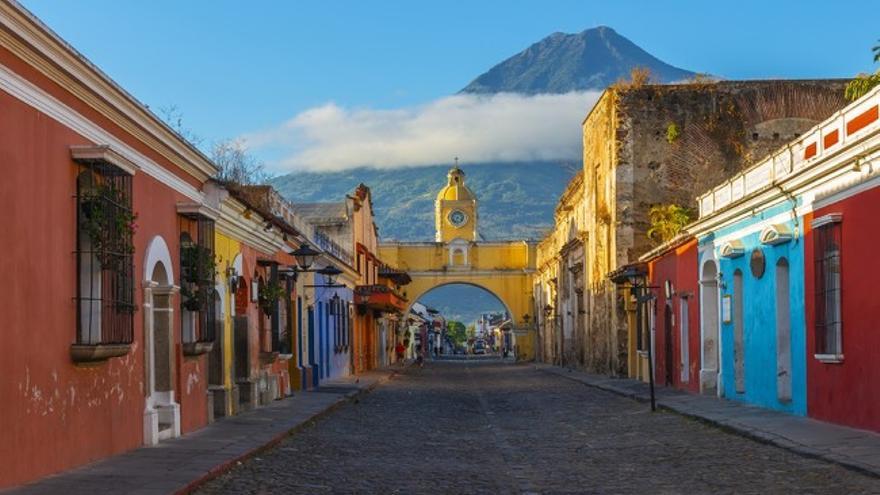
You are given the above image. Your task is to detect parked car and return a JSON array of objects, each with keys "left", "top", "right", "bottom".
[{"left": 474, "top": 340, "right": 486, "bottom": 355}]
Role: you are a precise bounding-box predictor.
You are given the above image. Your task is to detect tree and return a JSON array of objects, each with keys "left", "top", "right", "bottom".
[
  {"left": 647, "top": 204, "right": 693, "bottom": 244},
  {"left": 210, "top": 139, "right": 270, "bottom": 186},
  {"left": 845, "top": 39, "right": 880, "bottom": 101},
  {"left": 158, "top": 104, "right": 270, "bottom": 186},
  {"left": 158, "top": 104, "right": 204, "bottom": 148},
  {"left": 446, "top": 321, "right": 468, "bottom": 345}
]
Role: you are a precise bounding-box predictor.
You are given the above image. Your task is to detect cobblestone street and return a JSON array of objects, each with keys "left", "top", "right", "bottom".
[{"left": 197, "top": 361, "right": 880, "bottom": 494}]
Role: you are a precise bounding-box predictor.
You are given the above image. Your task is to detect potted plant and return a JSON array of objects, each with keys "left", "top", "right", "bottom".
[
  {"left": 180, "top": 243, "right": 216, "bottom": 312},
  {"left": 258, "top": 280, "right": 286, "bottom": 316},
  {"left": 79, "top": 182, "right": 138, "bottom": 271}
]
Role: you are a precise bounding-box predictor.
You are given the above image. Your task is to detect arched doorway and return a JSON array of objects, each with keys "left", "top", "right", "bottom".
[
  {"left": 733, "top": 269, "right": 745, "bottom": 394},
  {"left": 143, "top": 235, "right": 180, "bottom": 445},
  {"left": 208, "top": 287, "right": 225, "bottom": 419},
  {"left": 775, "top": 258, "right": 792, "bottom": 403},
  {"left": 664, "top": 303, "right": 674, "bottom": 386},
  {"left": 699, "top": 260, "right": 720, "bottom": 395},
  {"left": 233, "top": 270, "right": 254, "bottom": 412},
  {"left": 412, "top": 283, "right": 512, "bottom": 359}
]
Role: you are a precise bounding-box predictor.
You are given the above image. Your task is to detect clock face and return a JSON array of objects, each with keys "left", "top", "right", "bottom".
[{"left": 448, "top": 209, "right": 468, "bottom": 227}]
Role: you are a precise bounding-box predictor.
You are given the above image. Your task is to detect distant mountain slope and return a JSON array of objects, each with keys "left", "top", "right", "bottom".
[
  {"left": 416, "top": 284, "right": 507, "bottom": 327},
  {"left": 461, "top": 26, "right": 696, "bottom": 94},
  {"left": 271, "top": 161, "right": 577, "bottom": 241},
  {"left": 272, "top": 26, "right": 699, "bottom": 242}
]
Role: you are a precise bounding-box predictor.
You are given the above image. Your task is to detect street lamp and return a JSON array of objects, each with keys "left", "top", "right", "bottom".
[
  {"left": 610, "top": 264, "right": 656, "bottom": 412},
  {"left": 290, "top": 244, "right": 320, "bottom": 270},
  {"left": 279, "top": 244, "right": 344, "bottom": 288},
  {"left": 318, "top": 264, "right": 343, "bottom": 285}
]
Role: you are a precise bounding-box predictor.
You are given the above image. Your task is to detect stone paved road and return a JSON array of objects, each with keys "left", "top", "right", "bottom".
[{"left": 196, "top": 361, "right": 880, "bottom": 494}]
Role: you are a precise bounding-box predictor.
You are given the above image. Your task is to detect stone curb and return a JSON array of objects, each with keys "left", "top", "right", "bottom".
[
  {"left": 536, "top": 365, "right": 880, "bottom": 480},
  {"left": 174, "top": 369, "right": 398, "bottom": 495}
]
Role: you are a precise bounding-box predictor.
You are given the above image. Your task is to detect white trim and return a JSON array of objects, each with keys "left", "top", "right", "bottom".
[
  {"left": 144, "top": 235, "right": 174, "bottom": 285},
  {"left": 814, "top": 353, "right": 844, "bottom": 364},
  {"left": 0, "top": 62, "right": 203, "bottom": 202},
  {"left": 176, "top": 202, "right": 221, "bottom": 221},
  {"left": 760, "top": 224, "right": 793, "bottom": 246},
  {"left": 719, "top": 240, "right": 745, "bottom": 258},
  {"left": 813, "top": 170, "right": 880, "bottom": 210},
  {"left": 0, "top": 2, "right": 217, "bottom": 179},
  {"left": 710, "top": 209, "right": 797, "bottom": 247},
  {"left": 70, "top": 144, "right": 138, "bottom": 176},
  {"left": 811, "top": 213, "right": 843, "bottom": 229}
]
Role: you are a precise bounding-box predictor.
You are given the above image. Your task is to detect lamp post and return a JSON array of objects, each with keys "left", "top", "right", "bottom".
[
  {"left": 279, "top": 245, "right": 345, "bottom": 289},
  {"left": 611, "top": 265, "right": 657, "bottom": 412}
]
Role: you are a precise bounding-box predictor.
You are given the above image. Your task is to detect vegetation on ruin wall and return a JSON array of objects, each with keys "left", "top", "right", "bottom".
[
  {"left": 647, "top": 204, "right": 694, "bottom": 245},
  {"left": 845, "top": 41, "right": 880, "bottom": 101}
]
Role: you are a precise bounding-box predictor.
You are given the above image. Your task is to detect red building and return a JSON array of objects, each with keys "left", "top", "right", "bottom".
[
  {"left": 642, "top": 237, "right": 702, "bottom": 394},
  {"left": 805, "top": 177, "right": 880, "bottom": 432},
  {"left": 0, "top": 3, "right": 227, "bottom": 487}
]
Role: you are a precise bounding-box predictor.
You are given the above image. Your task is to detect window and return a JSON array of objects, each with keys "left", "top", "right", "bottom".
[
  {"left": 76, "top": 167, "right": 135, "bottom": 346},
  {"left": 814, "top": 215, "right": 843, "bottom": 358},
  {"left": 179, "top": 217, "right": 216, "bottom": 345},
  {"left": 680, "top": 298, "right": 689, "bottom": 383},
  {"left": 733, "top": 269, "right": 745, "bottom": 393}
]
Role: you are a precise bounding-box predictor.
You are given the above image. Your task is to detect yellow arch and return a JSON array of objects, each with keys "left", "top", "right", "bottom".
[{"left": 380, "top": 240, "right": 538, "bottom": 359}]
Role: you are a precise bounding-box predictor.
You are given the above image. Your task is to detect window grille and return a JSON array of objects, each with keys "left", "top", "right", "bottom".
[
  {"left": 180, "top": 216, "right": 216, "bottom": 344},
  {"left": 814, "top": 219, "right": 843, "bottom": 355},
  {"left": 76, "top": 166, "right": 135, "bottom": 345}
]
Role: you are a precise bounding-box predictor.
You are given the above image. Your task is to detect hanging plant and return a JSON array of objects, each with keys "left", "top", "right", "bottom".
[
  {"left": 180, "top": 244, "right": 216, "bottom": 312},
  {"left": 258, "top": 280, "right": 286, "bottom": 315},
  {"left": 79, "top": 182, "right": 137, "bottom": 271}
]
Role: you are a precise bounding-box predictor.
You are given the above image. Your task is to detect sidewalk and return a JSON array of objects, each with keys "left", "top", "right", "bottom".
[
  {"left": 5, "top": 369, "right": 396, "bottom": 495},
  {"left": 537, "top": 364, "right": 880, "bottom": 478}
]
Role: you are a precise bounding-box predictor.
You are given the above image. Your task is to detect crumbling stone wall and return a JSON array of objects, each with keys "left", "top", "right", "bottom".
[{"left": 581, "top": 79, "right": 848, "bottom": 376}]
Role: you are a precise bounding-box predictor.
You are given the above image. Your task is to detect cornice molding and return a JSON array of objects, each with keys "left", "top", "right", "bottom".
[
  {"left": 215, "top": 197, "right": 284, "bottom": 254},
  {"left": 0, "top": 1, "right": 217, "bottom": 181},
  {"left": 0, "top": 61, "right": 202, "bottom": 201}
]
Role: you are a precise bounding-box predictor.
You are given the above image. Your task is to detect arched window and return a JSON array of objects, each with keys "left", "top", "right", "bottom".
[
  {"left": 452, "top": 248, "right": 465, "bottom": 266},
  {"left": 775, "top": 258, "right": 792, "bottom": 402},
  {"left": 733, "top": 269, "right": 745, "bottom": 394}
]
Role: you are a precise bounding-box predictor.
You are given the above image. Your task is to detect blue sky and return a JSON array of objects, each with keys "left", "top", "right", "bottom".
[{"left": 20, "top": 0, "right": 880, "bottom": 172}]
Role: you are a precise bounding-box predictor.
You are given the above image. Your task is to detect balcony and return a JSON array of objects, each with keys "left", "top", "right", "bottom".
[{"left": 355, "top": 284, "right": 408, "bottom": 313}]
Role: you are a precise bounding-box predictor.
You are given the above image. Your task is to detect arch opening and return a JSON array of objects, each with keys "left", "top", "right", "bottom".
[{"left": 409, "top": 282, "right": 512, "bottom": 358}]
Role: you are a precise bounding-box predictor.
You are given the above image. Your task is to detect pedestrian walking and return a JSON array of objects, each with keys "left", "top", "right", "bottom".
[{"left": 395, "top": 341, "right": 405, "bottom": 363}]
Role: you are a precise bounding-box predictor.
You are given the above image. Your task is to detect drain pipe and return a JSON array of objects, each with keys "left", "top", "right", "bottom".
[{"left": 774, "top": 183, "right": 800, "bottom": 243}]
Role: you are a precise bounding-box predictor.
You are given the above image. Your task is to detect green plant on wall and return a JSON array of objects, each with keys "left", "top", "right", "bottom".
[
  {"left": 80, "top": 182, "right": 137, "bottom": 271},
  {"left": 180, "top": 244, "right": 216, "bottom": 312},
  {"left": 845, "top": 39, "right": 880, "bottom": 101},
  {"left": 258, "top": 279, "right": 286, "bottom": 316},
  {"left": 666, "top": 122, "right": 681, "bottom": 144},
  {"left": 647, "top": 204, "right": 694, "bottom": 244}
]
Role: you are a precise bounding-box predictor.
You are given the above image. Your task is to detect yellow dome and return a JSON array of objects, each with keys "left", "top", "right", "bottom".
[{"left": 436, "top": 166, "right": 475, "bottom": 201}]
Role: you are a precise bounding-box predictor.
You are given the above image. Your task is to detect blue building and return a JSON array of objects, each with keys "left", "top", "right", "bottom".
[
  {"left": 689, "top": 94, "right": 875, "bottom": 414},
  {"left": 695, "top": 200, "right": 807, "bottom": 414},
  {"left": 292, "top": 202, "right": 359, "bottom": 384}
]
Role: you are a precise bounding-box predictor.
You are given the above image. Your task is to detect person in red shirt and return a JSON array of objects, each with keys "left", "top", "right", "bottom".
[{"left": 395, "top": 341, "right": 406, "bottom": 363}]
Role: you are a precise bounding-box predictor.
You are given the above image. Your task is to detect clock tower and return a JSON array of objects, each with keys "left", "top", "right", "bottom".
[{"left": 435, "top": 163, "right": 477, "bottom": 243}]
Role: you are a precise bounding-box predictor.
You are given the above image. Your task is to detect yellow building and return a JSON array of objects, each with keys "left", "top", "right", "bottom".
[
  {"left": 379, "top": 165, "right": 538, "bottom": 360},
  {"left": 435, "top": 166, "right": 477, "bottom": 243},
  {"left": 534, "top": 172, "right": 588, "bottom": 367}
]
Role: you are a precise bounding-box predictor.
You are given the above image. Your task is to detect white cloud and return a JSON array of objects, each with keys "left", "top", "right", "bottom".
[{"left": 243, "top": 91, "right": 601, "bottom": 171}]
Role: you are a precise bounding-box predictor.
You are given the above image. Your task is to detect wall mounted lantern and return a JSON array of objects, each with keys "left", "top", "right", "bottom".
[
  {"left": 226, "top": 266, "right": 239, "bottom": 294},
  {"left": 250, "top": 278, "right": 259, "bottom": 303}
]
